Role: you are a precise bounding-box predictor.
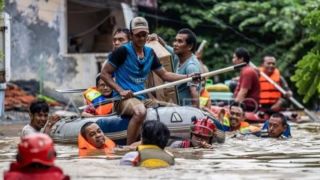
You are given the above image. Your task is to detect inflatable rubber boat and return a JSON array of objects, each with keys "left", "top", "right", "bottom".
[{"left": 50, "top": 106, "right": 207, "bottom": 145}]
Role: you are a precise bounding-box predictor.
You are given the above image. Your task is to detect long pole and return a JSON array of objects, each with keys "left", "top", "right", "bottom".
[
  {"left": 79, "top": 63, "right": 246, "bottom": 110},
  {"left": 249, "top": 62, "right": 319, "bottom": 122}
]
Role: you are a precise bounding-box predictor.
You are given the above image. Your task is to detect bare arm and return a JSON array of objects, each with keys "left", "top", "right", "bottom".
[
  {"left": 189, "top": 86, "right": 200, "bottom": 108},
  {"left": 154, "top": 67, "right": 187, "bottom": 81},
  {"left": 235, "top": 88, "right": 248, "bottom": 102},
  {"left": 100, "top": 63, "right": 124, "bottom": 93},
  {"left": 154, "top": 67, "right": 187, "bottom": 82}
]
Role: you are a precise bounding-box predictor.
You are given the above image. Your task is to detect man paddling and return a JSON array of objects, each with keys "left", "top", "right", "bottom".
[
  {"left": 259, "top": 55, "right": 292, "bottom": 113},
  {"left": 101, "top": 17, "right": 199, "bottom": 145},
  {"left": 232, "top": 48, "right": 260, "bottom": 112}
]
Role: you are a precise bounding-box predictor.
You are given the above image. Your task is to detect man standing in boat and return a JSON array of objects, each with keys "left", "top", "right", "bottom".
[
  {"left": 147, "top": 29, "right": 202, "bottom": 107},
  {"left": 259, "top": 55, "right": 292, "bottom": 113},
  {"left": 232, "top": 48, "right": 260, "bottom": 112},
  {"left": 101, "top": 17, "right": 198, "bottom": 145}
]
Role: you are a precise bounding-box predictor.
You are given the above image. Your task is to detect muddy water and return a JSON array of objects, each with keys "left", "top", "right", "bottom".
[{"left": 1, "top": 122, "right": 320, "bottom": 179}]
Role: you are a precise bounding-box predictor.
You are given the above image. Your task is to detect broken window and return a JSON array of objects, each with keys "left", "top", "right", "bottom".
[{"left": 67, "top": 0, "right": 131, "bottom": 53}]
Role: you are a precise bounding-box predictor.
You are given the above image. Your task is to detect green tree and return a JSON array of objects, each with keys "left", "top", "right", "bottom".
[
  {"left": 291, "top": 9, "right": 320, "bottom": 103},
  {"left": 142, "top": 0, "right": 319, "bottom": 81}
]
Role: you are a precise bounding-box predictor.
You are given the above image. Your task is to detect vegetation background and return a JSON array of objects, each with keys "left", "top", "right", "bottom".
[{"left": 139, "top": 0, "right": 320, "bottom": 109}]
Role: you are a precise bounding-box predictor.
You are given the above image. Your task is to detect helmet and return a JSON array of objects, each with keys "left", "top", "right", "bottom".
[
  {"left": 17, "top": 133, "right": 56, "bottom": 167},
  {"left": 191, "top": 117, "right": 216, "bottom": 137}
]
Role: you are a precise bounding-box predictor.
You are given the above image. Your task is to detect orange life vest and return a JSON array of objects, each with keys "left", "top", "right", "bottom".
[
  {"left": 259, "top": 67, "right": 282, "bottom": 105},
  {"left": 199, "top": 88, "right": 210, "bottom": 107},
  {"left": 83, "top": 87, "right": 113, "bottom": 115},
  {"left": 78, "top": 133, "right": 116, "bottom": 157}
]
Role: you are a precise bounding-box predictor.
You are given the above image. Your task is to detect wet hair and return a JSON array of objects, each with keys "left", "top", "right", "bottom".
[
  {"left": 96, "top": 73, "right": 101, "bottom": 87},
  {"left": 234, "top": 47, "right": 250, "bottom": 63},
  {"left": 270, "top": 113, "right": 287, "bottom": 127},
  {"left": 177, "top": 28, "right": 197, "bottom": 52},
  {"left": 29, "top": 99, "right": 49, "bottom": 114},
  {"left": 141, "top": 121, "right": 170, "bottom": 149},
  {"left": 113, "top": 28, "right": 130, "bottom": 40},
  {"left": 229, "top": 102, "right": 245, "bottom": 113},
  {"left": 80, "top": 122, "right": 96, "bottom": 140}
]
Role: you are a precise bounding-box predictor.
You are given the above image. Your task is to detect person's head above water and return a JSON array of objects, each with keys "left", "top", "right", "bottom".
[
  {"left": 229, "top": 102, "right": 245, "bottom": 130},
  {"left": 141, "top": 121, "right": 170, "bottom": 149},
  {"left": 29, "top": 99, "right": 49, "bottom": 131},
  {"left": 80, "top": 122, "right": 106, "bottom": 149},
  {"left": 190, "top": 117, "right": 216, "bottom": 147},
  {"left": 268, "top": 113, "right": 288, "bottom": 138},
  {"left": 17, "top": 133, "right": 56, "bottom": 167}
]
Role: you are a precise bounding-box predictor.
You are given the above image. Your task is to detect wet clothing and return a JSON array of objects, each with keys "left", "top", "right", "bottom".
[
  {"left": 169, "top": 140, "right": 192, "bottom": 148},
  {"left": 108, "top": 42, "right": 162, "bottom": 100},
  {"left": 21, "top": 124, "right": 40, "bottom": 137},
  {"left": 165, "top": 45, "right": 201, "bottom": 106},
  {"left": 234, "top": 65, "right": 260, "bottom": 111},
  {"left": 259, "top": 68, "right": 282, "bottom": 105},
  {"left": 83, "top": 87, "right": 113, "bottom": 115},
  {"left": 78, "top": 133, "right": 116, "bottom": 157},
  {"left": 257, "top": 120, "right": 291, "bottom": 138},
  {"left": 4, "top": 162, "right": 69, "bottom": 180},
  {"left": 121, "top": 145, "right": 175, "bottom": 168}
]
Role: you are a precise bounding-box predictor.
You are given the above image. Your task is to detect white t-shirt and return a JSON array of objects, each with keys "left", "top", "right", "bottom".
[{"left": 21, "top": 124, "right": 40, "bottom": 137}]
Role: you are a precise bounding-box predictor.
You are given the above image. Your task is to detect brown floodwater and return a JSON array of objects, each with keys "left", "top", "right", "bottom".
[{"left": 1, "top": 121, "right": 320, "bottom": 179}]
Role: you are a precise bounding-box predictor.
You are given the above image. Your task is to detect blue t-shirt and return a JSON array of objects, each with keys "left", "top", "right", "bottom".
[
  {"left": 165, "top": 45, "right": 201, "bottom": 106},
  {"left": 259, "top": 120, "right": 291, "bottom": 138},
  {"left": 108, "top": 42, "right": 162, "bottom": 100}
]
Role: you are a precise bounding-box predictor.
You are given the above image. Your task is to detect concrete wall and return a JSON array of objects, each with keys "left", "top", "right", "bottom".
[{"left": 5, "top": 0, "right": 130, "bottom": 103}]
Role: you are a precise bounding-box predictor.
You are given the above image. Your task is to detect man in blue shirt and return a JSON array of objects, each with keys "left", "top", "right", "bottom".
[
  {"left": 172, "top": 29, "right": 201, "bottom": 107},
  {"left": 258, "top": 112, "right": 291, "bottom": 138},
  {"left": 101, "top": 17, "right": 195, "bottom": 145},
  {"left": 150, "top": 29, "right": 201, "bottom": 107}
]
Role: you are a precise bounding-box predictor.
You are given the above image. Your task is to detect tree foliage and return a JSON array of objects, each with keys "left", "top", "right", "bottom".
[
  {"left": 140, "top": 0, "right": 320, "bottom": 106},
  {"left": 291, "top": 9, "right": 320, "bottom": 103}
]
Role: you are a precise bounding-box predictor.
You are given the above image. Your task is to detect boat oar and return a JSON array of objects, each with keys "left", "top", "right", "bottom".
[
  {"left": 79, "top": 63, "right": 246, "bottom": 110},
  {"left": 249, "top": 62, "right": 320, "bottom": 122},
  {"left": 55, "top": 88, "right": 87, "bottom": 93}
]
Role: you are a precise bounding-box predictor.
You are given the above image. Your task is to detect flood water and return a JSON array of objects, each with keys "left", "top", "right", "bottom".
[{"left": 1, "top": 121, "right": 320, "bottom": 179}]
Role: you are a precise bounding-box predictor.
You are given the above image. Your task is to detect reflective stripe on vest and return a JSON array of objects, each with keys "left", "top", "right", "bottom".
[
  {"left": 199, "top": 89, "right": 210, "bottom": 107},
  {"left": 83, "top": 87, "right": 113, "bottom": 115},
  {"left": 138, "top": 145, "right": 174, "bottom": 168},
  {"left": 259, "top": 68, "right": 282, "bottom": 105}
]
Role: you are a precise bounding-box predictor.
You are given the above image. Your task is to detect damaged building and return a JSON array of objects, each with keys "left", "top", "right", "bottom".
[{"left": 2, "top": 0, "right": 135, "bottom": 106}]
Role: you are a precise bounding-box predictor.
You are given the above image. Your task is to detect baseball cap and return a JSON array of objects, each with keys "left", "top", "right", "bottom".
[{"left": 130, "top": 17, "right": 149, "bottom": 35}]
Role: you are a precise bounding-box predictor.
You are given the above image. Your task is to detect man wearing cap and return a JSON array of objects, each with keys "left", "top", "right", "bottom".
[{"left": 101, "top": 17, "right": 197, "bottom": 145}]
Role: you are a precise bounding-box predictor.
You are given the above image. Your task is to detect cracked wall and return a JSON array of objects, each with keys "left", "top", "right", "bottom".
[{"left": 5, "top": 0, "right": 101, "bottom": 98}]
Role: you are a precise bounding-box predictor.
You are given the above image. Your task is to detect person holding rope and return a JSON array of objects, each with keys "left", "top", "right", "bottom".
[{"left": 101, "top": 17, "right": 200, "bottom": 145}]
